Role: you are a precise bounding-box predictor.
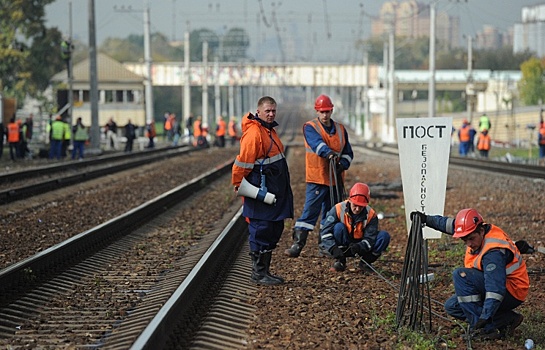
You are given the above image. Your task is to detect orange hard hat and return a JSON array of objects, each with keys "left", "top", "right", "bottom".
[
  {"left": 349, "top": 183, "right": 370, "bottom": 207},
  {"left": 453, "top": 208, "right": 483, "bottom": 238},
  {"left": 315, "top": 94, "right": 334, "bottom": 111}
]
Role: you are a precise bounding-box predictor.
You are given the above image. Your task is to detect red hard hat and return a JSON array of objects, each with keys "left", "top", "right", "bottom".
[
  {"left": 314, "top": 94, "right": 334, "bottom": 111},
  {"left": 349, "top": 183, "right": 370, "bottom": 207},
  {"left": 453, "top": 208, "right": 483, "bottom": 238}
]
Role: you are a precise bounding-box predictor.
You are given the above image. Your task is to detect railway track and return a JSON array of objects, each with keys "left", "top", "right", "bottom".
[
  {"left": 364, "top": 144, "right": 545, "bottom": 179},
  {"left": 0, "top": 145, "right": 192, "bottom": 205},
  {"left": 0, "top": 157, "right": 255, "bottom": 348},
  {"left": 1, "top": 111, "right": 542, "bottom": 348}
]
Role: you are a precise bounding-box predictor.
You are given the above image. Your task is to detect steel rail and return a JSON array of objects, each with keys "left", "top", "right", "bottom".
[
  {"left": 0, "top": 146, "right": 194, "bottom": 204},
  {"left": 0, "top": 158, "right": 233, "bottom": 305}
]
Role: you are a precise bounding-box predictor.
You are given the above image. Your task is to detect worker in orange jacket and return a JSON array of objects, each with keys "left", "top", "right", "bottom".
[
  {"left": 7, "top": 117, "right": 20, "bottom": 161},
  {"left": 285, "top": 94, "right": 354, "bottom": 258},
  {"left": 228, "top": 116, "right": 239, "bottom": 146},
  {"left": 214, "top": 115, "right": 226, "bottom": 147},
  {"left": 476, "top": 128, "right": 491, "bottom": 158},
  {"left": 232, "top": 96, "right": 294, "bottom": 286},
  {"left": 411, "top": 208, "right": 529, "bottom": 341}
]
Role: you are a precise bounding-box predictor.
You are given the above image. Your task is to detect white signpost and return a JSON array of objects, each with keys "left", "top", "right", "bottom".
[{"left": 397, "top": 117, "right": 452, "bottom": 239}]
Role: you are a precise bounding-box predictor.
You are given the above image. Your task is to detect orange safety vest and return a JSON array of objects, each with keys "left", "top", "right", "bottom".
[
  {"left": 164, "top": 115, "right": 173, "bottom": 131},
  {"left": 464, "top": 225, "right": 529, "bottom": 302},
  {"left": 458, "top": 125, "right": 470, "bottom": 142},
  {"left": 193, "top": 120, "right": 202, "bottom": 137},
  {"left": 7, "top": 122, "right": 20, "bottom": 143},
  {"left": 304, "top": 118, "right": 346, "bottom": 186},
  {"left": 228, "top": 120, "right": 237, "bottom": 137},
  {"left": 216, "top": 119, "right": 226, "bottom": 137},
  {"left": 539, "top": 127, "right": 545, "bottom": 145},
  {"left": 334, "top": 201, "right": 376, "bottom": 240},
  {"left": 477, "top": 133, "right": 491, "bottom": 151}
]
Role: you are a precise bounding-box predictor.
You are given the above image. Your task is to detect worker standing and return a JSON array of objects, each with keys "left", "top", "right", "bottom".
[{"left": 285, "top": 94, "right": 353, "bottom": 258}]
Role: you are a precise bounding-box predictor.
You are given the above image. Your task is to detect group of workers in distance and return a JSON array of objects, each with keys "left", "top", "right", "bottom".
[{"left": 231, "top": 94, "right": 530, "bottom": 343}]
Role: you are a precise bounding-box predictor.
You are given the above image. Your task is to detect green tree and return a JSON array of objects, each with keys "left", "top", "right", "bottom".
[
  {"left": 519, "top": 57, "right": 545, "bottom": 105},
  {"left": 222, "top": 28, "right": 250, "bottom": 62},
  {"left": 0, "top": 0, "right": 63, "bottom": 105},
  {"left": 190, "top": 28, "right": 218, "bottom": 61}
]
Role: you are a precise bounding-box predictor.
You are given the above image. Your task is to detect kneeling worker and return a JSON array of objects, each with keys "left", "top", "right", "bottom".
[
  {"left": 319, "top": 183, "right": 390, "bottom": 272},
  {"left": 410, "top": 208, "right": 528, "bottom": 340}
]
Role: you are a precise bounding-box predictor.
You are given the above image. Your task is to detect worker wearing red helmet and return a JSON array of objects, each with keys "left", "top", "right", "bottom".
[
  {"left": 411, "top": 209, "right": 529, "bottom": 341},
  {"left": 319, "top": 183, "right": 390, "bottom": 272},
  {"left": 285, "top": 94, "right": 354, "bottom": 258}
]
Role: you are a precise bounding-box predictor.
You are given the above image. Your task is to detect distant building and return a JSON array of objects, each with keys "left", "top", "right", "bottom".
[
  {"left": 513, "top": 3, "right": 545, "bottom": 57},
  {"left": 371, "top": 0, "right": 460, "bottom": 49},
  {"left": 50, "top": 53, "right": 146, "bottom": 128},
  {"left": 475, "top": 25, "right": 504, "bottom": 50}
]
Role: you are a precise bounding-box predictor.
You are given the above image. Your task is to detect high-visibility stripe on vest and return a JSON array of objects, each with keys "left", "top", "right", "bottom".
[
  {"left": 304, "top": 118, "right": 346, "bottom": 186},
  {"left": 464, "top": 225, "right": 529, "bottom": 302},
  {"left": 334, "top": 201, "right": 376, "bottom": 240}
]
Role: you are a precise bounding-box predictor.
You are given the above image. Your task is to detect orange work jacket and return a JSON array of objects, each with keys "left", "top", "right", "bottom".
[
  {"left": 464, "top": 225, "right": 529, "bottom": 302},
  {"left": 335, "top": 201, "right": 376, "bottom": 240},
  {"left": 304, "top": 118, "right": 346, "bottom": 186},
  {"left": 232, "top": 113, "right": 285, "bottom": 187}
]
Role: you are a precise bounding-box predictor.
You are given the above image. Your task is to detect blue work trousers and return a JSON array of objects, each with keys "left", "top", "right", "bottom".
[
  {"left": 248, "top": 218, "right": 284, "bottom": 252},
  {"left": 49, "top": 139, "right": 63, "bottom": 159},
  {"left": 72, "top": 141, "right": 85, "bottom": 159},
  {"left": 459, "top": 141, "right": 470, "bottom": 156},
  {"left": 444, "top": 267, "right": 522, "bottom": 331},
  {"left": 294, "top": 183, "right": 334, "bottom": 232}
]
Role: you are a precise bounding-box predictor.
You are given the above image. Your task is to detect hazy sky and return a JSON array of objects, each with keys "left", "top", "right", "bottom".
[{"left": 45, "top": 0, "right": 543, "bottom": 63}]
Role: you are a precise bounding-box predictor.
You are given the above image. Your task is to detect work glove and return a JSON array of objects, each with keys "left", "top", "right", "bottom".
[
  {"left": 330, "top": 246, "right": 345, "bottom": 260},
  {"left": 474, "top": 318, "right": 488, "bottom": 330},
  {"left": 410, "top": 211, "right": 427, "bottom": 224},
  {"left": 326, "top": 151, "right": 338, "bottom": 161},
  {"left": 515, "top": 240, "right": 535, "bottom": 254},
  {"left": 349, "top": 243, "right": 362, "bottom": 256}
]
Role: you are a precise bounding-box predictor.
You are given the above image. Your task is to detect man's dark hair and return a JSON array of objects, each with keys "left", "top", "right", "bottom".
[{"left": 258, "top": 96, "right": 276, "bottom": 107}]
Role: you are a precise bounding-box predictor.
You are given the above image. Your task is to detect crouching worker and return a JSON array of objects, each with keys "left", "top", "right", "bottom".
[
  {"left": 319, "top": 183, "right": 390, "bottom": 272},
  {"left": 410, "top": 208, "right": 528, "bottom": 341}
]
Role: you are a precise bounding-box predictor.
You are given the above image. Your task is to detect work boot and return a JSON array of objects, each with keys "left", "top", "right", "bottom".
[
  {"left": 500, "top": 312, "right": 524, "bottom": 337},
  {"left": 284, "top": 228, "right": 308, "bottom": 258},
  {"left": 250, "top": 251, "right": 283, "bottom": 286},
  {"left": 260, "top": 250, "right": 284, "bottom": 283},
  {"left": 358, "top": 253, "right": 380, "bottom": 272},
  {"left": 330, "top": 258, "right": 346, "bottom": 272}
]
